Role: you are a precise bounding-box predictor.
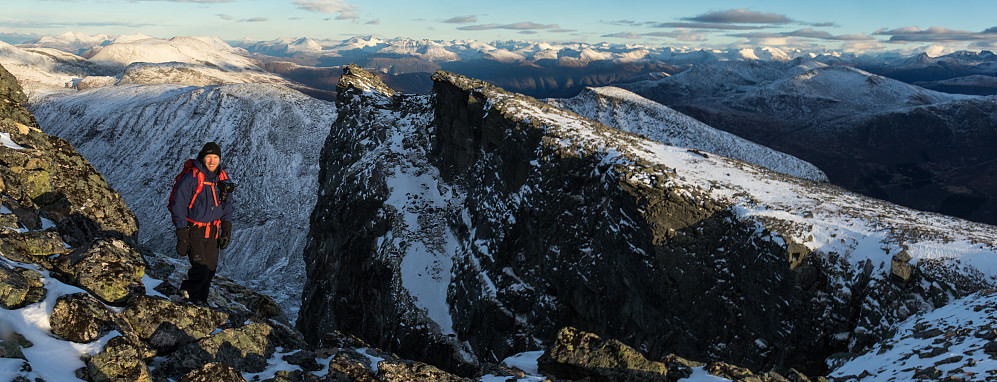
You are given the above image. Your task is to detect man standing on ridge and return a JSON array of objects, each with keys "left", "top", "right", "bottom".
[{"left": 170, "top": 142, "right": 234, "bottom": 306}]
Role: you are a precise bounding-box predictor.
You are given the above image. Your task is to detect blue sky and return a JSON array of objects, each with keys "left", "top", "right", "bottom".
[{"left": 3, "top": 0, "right": 996, "bottom": 53}]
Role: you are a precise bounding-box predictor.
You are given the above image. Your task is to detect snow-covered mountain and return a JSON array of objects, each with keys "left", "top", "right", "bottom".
[
  {"left": 16, "top": 31, "right": 114, "bottom": 55},
  {"left": 29, "top": 83, "right": 336, "bottom": 319},
  {"left": 547, "top": 86, "right": 828, "bottom": 181},
  {"left": 82, "top": 36, "right": 258, "bottom": 71}
]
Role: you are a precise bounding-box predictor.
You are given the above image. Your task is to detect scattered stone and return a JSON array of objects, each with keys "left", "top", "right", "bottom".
[
  {"left": 180, "top": 362, "right": 247, "bottom": 382},
  {"left": 0, "top": 332, "right": 32, "bottom": 359},
  {"left": 913, "top": 366, "right": 942, "bottom": 379},
  {"left": 283, "top": 349, "right": 323, "bottom": 371},
  {"left": 0, "top": 265, "right": 31, "bottom": 308}
]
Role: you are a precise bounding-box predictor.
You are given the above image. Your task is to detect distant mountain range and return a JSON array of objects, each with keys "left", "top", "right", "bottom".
[
  {"left": 10, "top": 32, "right": 996, "bottom": 100},
  {"left": 622, "top": 59, "right": 997, "bottom": 226}
]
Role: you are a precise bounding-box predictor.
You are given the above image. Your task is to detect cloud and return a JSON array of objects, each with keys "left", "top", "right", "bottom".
[
  {"left": 602, "top": 32, "right": 641, "bottom": 39},
  {"left": 603, "top": 29, "right": 705, "bottom": 42},
  {"left": 366, "top": 18, "right": 381, "bottom": 25},
  {"left": 129, "top": 0, "right": 234, "bottom": 2},
  {"left": 646, "top": 29, "right": 707, "bottom": 42},
  {"left": 808, "top": 22, "right": 838, "bottom": 27},
  {"left": 519, "top": 31, "right": 538, "bottom": 35},
  {"left": 457, "top": 22, "right": 559, "bottom": 31},
  {"left": 444, "top": 16, "right": 476, "bottom": 24},
  {"left": 876, "top": 26, "right": 997, "bottom": 43},
  {"left": 335, "top": 11, "right": 359, "bottom": 20},
  {"left": 241, "top": 17, "right": 267, "bottom": 22},
  {"left": 294, "top": 0, "right": 356, "bottom": 15},
  {"left": 684, "top": 9, "right": 792, "bottom": 24},
  {"left": 729, "top": 29, "right": 875, "bottom": 42},
  {"left": 0, "top": 18, "right": 153, "bottom": 28},
  {"left": 216, "top": 14, "right": 233, "bottom": 20},
  {"left": 653, "top": 22, "right": 764, "bottom": 31}
]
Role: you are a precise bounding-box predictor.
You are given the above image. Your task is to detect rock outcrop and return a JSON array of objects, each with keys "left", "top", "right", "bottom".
[{"left": 298, "top": 65, "right": 997, "bottom": 377}]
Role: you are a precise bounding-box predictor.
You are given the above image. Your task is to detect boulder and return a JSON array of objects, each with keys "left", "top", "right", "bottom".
[
  {"left": 538, "top": 327, "right": 669, "bottom": 382},
  {"left": 283, "top": 349, "right": 323, "bottom": 371},
  {"left": 49, "top": 293, "right": 118, "bottom": 343},
  {"left": 122, "top": 295, "right": 228, "bottom": 342},
  {"left": 160, "top": 322, "right": 275, "bottom": 378},
  {"left": 376, "top": 360, "right": 472, "bottom": 382},
  {"left": 0, "top": 230, "right": 67, "bottom": 259},
  {"left": 87, "top": 336, "right": 153, "bottom": 382},
  {"left": 180, "top": 362, "right": 248, "bottom": 382},
  {"left": 326, "top": 350, "right": 378, "bottom": 382},
  {"left": 60, "top": 239, "right": 145, "bottom": 305}
]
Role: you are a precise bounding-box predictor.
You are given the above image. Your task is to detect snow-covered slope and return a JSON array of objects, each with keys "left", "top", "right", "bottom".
[
  {"left": 0, "top": 41, "right": 111, "bottom": 97},
  {"left": 29, "top": 83, "right": 336, "bottom": 318},
  {"left": 830, "top": 289, "right": 997, "bottom": 380},
  {"left": 547, "top": 86, "right": 828, "bottom": 181}
]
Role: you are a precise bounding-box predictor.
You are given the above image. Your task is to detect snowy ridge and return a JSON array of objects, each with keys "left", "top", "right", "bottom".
[
  {"left": 547, "top": 86, "right": 829, "bottom": 181},
  {"left": 438, "top": 70, "right": 997, "bottom": 282},
  {"left": 830, "top": 289, "right": 997, "bottom": 380},
  {"left": 84, "top": 36, "right": 257, "bottom": 71},
  {"left": 29, "top": 83, "right": 336, "bottom": 319}
]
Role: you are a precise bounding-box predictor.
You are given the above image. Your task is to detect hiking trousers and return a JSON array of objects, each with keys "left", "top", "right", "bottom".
[{"left": 180, "top": 223, "right": 219, "bottom": 303}]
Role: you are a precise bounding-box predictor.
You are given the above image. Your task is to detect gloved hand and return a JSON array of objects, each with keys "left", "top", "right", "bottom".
[
  {"left": 175, "top": 227, "right": 190, "bottom": 256},
  {"left": 218, "top": 221, "right": 232, "bottom": 250}
]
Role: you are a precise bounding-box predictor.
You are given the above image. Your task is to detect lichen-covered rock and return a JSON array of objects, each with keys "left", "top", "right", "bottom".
[
  {"left": 0, "top": 63, "right": 137, "bottom": 248},
  {"left": 122, "top": 295, "right": 228, "bottom": 342},
  {"left": 49, "top": 293, "right": 118, "bottom": 343},
  {"left": 59, "top": 238, "right": 145, "bottom": 305},
  {"left": 326, "top": 350, "right": 378, "bottom": 382},
  {"left": 88, "top": 336, "right": 153, "bottom": 382},
  {"left": 376, "top": 360, "right": 472, "bottom": 382},
  {"left": 0, "top": 265, "right": 31, "bottom": 308},
  {"left": 180, "top": 362, "right": 248, "bottom": 382},
  {"left": 537, "top": 327, "right": 669, "bottom": 382},
  {"left": 0, "top": 230, "right": 68, "bottom": 259},
  {"left": 160, "top": 322, "right": 275, "bottom": 378},
  {"left": 0, "top": 331, "right": 32, "bottom": 359}
]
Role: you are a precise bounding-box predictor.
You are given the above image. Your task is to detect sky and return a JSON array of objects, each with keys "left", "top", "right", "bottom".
[{"left": 2, "top": 0, "right": 997, "bottom": 53}]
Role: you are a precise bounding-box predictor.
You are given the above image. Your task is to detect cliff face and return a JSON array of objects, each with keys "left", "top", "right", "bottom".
[{"left": 300, "top": 65, "right": 997, "bottom": 376}]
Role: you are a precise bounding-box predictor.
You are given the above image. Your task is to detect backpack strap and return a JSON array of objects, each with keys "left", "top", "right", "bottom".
[{"left": 189, "top": 169, "right": 205, "bottom": 209}]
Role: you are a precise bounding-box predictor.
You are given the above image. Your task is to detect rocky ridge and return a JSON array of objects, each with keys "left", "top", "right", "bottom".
[{"left": 299, "top": 64, "right": 997, "bottom": 378}]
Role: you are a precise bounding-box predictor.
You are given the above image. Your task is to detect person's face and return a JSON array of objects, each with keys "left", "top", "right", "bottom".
[{"left": 204, "top": 154, "right": 220, "bottom": 173}]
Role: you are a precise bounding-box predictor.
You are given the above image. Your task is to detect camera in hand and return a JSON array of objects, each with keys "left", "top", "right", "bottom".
[{"left": 217, "top": 180, "right": 236, "bottom": 203}]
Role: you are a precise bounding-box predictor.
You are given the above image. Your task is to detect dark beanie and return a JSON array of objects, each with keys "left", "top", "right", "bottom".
[{"left": 198, "top": 142, "right": 222, "bottom": 160}]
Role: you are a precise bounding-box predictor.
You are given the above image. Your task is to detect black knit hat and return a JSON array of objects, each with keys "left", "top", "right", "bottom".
[{"left": 198, "top": 142, "right": 222, "bottom": 161}]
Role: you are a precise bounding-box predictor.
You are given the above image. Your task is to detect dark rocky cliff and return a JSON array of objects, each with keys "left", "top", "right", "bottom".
[{"left": 299, "top": 65, "right": 996, "bottom": 376}]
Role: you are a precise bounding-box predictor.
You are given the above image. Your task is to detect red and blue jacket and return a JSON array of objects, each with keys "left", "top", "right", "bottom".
[{"left": 170, "top": 159, "right": 233, "bottom": 230}]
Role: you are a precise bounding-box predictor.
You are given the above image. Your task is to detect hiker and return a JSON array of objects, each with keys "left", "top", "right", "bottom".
[{"left": 169, "top": 142, "right": 234, "bottom": 305}]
